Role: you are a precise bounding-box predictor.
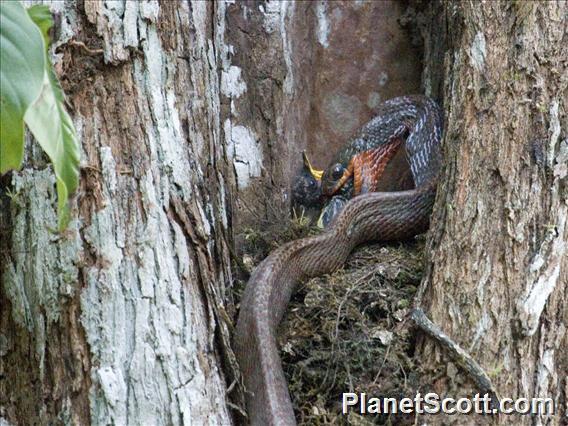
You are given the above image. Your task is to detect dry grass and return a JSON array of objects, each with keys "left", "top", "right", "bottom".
[
  {"left": 235, "top": 217, "right": 438, "bottom": 425},
  {"left": 279, "top": 241, "right": 427, "bottom": 425},
  {"left": 238, "top": 208, "right": 319, "bottom": 272}
]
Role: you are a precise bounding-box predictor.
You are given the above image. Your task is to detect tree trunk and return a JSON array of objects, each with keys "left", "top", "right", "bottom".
[
  {"left": 224, "top": 0, "right": 422, "bottom": 235},
  {"left": 1, "top": 1, "right": 234, "bottom": 424},
  {"left": 1, "top": 1, "right": 423, "bottom": 424},
  {"left": 418, "top": 1, "right": 567, "bottom": 423},
  {"left": 2, "top": 0, "right": 564, "bottom": 425}
]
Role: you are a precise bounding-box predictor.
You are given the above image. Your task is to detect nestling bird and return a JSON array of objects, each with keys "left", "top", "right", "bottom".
[{"left": 294, "top": 122, "right": 409, "bottom": 227}]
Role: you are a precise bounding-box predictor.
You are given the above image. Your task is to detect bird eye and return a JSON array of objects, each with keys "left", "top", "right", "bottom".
[{"left": 331, "top": 164, "right": 344, "bottom": 180}]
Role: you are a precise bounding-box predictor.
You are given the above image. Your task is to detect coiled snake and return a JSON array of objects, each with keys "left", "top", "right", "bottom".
[{"left": 235, "top": 95, "right": 443, "bottom": 425}]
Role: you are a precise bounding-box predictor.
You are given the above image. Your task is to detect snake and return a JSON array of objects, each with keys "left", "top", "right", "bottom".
[{"left": 234, "top": 95, "right": 443, "bottom": 425}]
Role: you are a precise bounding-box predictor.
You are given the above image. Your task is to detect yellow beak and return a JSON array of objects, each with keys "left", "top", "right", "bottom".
[
  {"left": 302, "top": 151, "right": 323, "bottom": 180},
  {"left": 316, "top": 212, "right": 326, "bottom": 229}
]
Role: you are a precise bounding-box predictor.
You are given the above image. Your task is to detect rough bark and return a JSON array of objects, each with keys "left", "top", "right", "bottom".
[
  {"left": 0, "top": 1, "right": 424, "bottom": 424},
  {"left": 224, "top": 0, "right": 422, "bottom": 235},
  {"left": 4, "top": 1, "right": 563, "bottom": 425},
  {"left": 418, "top": 1, "right": 567, "bottom": 423},
  {"left": 1, "top": 1, "right": 234, "bottom": 424}
]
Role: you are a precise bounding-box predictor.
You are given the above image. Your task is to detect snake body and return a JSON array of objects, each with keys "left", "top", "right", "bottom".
[{"left": 234, "top": 95, "right": 443, "bottom": 425}]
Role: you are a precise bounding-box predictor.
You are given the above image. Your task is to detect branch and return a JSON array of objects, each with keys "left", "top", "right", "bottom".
[{"left": 411, "top": 308, "right": 500, "bottom": 405}]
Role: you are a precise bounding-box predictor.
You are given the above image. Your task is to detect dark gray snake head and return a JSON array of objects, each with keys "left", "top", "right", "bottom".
[
  {"left": 321, "top": 162, "right": 347, "bottom": 196},
  {"left": 293, "top": 152, "right": 353, "bottom": 225}
]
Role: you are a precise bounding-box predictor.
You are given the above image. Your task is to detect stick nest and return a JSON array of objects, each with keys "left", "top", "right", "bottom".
[{"left": 236, "top": 215, "right": 434, "bottom": 425}]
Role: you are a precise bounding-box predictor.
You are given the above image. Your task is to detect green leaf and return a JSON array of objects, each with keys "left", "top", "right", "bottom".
[
  {"left": 25, "top": 70, "right": 80, "bottom": 231},
  {"left": 0, "top": 1, "right": 45, "bottom": 173},
  {"left": 1, "top": 1, "right": 80, "bottom": 230},
  {"left": 27, "top": 5, "right": 53, "bottom": 50}
]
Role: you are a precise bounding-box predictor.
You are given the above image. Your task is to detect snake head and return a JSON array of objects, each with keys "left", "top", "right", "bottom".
[{"left": 321, "top": 163, "right": 347, "bottom": 196}]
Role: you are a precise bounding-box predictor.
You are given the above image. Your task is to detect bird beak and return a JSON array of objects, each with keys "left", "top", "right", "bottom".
[
  {"left": 302, "top": 151, "right": 323, "bottom": 180},
  {"left": 316, "top": 195, "right": 348, "bottom": 228},
  {"left": 316, "top": 214, "right": 325, "bottom": 229}
]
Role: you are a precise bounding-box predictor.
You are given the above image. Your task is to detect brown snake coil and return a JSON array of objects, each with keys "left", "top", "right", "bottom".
[{"left": 235, "top": 96, "right": 443, "bottom": 425}]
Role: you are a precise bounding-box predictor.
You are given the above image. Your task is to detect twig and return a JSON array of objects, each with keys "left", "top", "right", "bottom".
[
  {"left": 372, "top": 342, "right": 392, "bottom": 385},
  {"left": 68, "top": 40, "right": 104, "bottom": 55},
  {"left": 410, "top": 308, "right": 500, "bottom": 405}
]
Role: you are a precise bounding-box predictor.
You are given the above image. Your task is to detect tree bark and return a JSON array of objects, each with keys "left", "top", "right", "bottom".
[
  {"left": 3, "top": 0, "right": 564, "bottom": 425},
  {"left": 1, "top": 1, "right": 234, "bottom": 424},
  {"left": 1, "top": 1, "right": 422, "bottom": 424},
  {"left": 224, "top": 0, "right": 422, "bottom": 235},
  {"left": 418, "top": 1, "right": 567, "bottom": 423}
]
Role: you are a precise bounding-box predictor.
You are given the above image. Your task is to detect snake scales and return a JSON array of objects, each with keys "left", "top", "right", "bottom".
[{"left": 234, "top": 95, "right": 443, "bottom": 425}]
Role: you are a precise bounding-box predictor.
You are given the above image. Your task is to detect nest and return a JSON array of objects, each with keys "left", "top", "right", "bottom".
[
  {"left": 281, "top": 240, "right": 427, "bottom": 425},
  {"left": 235, "top": 215, "right": 436, "bottom": 425}
]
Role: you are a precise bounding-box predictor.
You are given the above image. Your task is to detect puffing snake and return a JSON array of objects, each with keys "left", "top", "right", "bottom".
[{"left": 234, "top": 95, "right": 443, "bottom": 425}]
